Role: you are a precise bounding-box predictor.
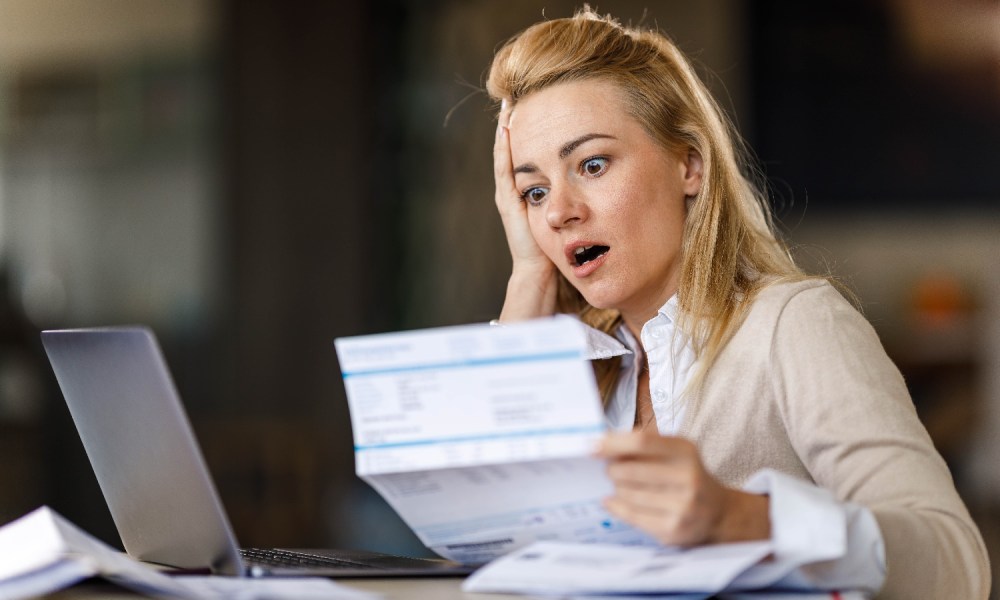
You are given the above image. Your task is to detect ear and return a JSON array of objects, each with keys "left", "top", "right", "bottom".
[{"left": 681, "top": 148, "right": 704, "bottom": 197}]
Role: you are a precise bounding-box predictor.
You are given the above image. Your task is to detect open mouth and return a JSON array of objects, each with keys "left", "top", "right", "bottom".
[{"left": 573, "top": 245, "right": 610, "bottom": 266}]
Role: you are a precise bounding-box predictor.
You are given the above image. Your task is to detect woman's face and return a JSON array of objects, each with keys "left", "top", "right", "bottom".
[{"left": 507, "top": 78, "right": 702, "bottom": 327}]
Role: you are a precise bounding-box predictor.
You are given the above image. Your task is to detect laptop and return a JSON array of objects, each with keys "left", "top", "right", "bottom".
[{"left": 40, "top": 326, "right": 476, "bottom": 578}]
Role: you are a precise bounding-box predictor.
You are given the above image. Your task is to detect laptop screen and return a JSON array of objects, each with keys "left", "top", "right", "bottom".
[{"left": 41, "top": 327, "right": 245, "bottom": 575}]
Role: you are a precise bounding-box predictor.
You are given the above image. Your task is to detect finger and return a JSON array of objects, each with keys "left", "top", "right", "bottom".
[
  {"left": 604, "top": 492, "right": 673, "bottom": 521},
  {"left": 492, "top": 105, "right": 513, "bottom": 181},
  {"left": 492, "top": 122, "right": 511, "bottom": 180},
  {"left": 494, "top": 104, "right": 508, "bottom": 141},
  {"left": 606, "top": 488, "right": 721, "bottom": 547},
  {"left": 595, "top": 431, "right": 696, "bottom": 460},
  {"left": 493, "top": 98, "right": 511, "bottom": 153},
  {"left": 493, "top": 127, "right": 522, "bottom": 215},
  {"left": 605, "top": 458, "right": 690, "bottom": 488},
  {"left": 499, "top": 98, "right": 510, "bottom": 128},
  {"left": 612, "top": 480, "right": 693, "bottom": 510},
  {"left": 493, "top": 99, "right": 518, "bottom": 195},
  {"left": 602, "top": 496, "right": 694, "bottom": 546}
]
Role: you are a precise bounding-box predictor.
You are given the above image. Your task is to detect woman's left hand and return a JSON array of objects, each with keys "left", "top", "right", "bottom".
[{"left": 595, "top": 431, "right": 771, "bottom": 546}]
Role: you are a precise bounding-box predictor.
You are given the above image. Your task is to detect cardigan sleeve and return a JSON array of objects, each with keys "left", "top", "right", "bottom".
[{"left": 768, "top": 282, "right": 990, "bottom": 599}]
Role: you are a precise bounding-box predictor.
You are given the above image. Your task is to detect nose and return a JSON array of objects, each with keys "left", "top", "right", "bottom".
[{"left": 545, "top": 185, "right": 588, "bottom": 229}]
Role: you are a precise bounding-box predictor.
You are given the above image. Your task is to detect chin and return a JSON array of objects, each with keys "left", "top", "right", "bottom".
[{"left": 575, "top": 286, "right": 626, "bottom": 312}]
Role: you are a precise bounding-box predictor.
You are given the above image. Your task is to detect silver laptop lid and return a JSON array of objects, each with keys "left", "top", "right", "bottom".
[{"left": 41, "top": 326, "right": 245, "bottom": 575}]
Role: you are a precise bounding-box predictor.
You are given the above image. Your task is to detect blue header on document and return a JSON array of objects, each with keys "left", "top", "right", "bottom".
[
  {"left": 334, "top": 315, "right": 589, "bottom": 377},
  {"left": 353, "top": 424, "right": 606, "bottom": 451},
  {"left": 339, "top": 350, "right": 584, "bottom": 378}
]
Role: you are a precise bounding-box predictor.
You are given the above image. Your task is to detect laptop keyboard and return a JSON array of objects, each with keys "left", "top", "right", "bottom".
[{"left": 240, "top": 548, "right": 377, "bottom": 570}]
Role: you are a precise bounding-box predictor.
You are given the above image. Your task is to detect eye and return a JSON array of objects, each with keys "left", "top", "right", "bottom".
[
  {"left": 520, "top": 187, "right": 549, "bottom": 207},
  {"left": 581, "top": 156, "right": 609, "bottom": 177}
]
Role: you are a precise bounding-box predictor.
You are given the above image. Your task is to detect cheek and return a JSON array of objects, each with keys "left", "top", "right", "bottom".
[{"left": 599, "top": 186, "right": 641, "bottom": 228}]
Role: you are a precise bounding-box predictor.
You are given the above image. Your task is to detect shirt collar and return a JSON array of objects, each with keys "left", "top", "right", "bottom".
[
  {"left": 573, "top": 294, "right": 680, "bottom": 361},
  {"left": 659, "top": 294, "right": 680, "bottom": 324},
  {"left": 580, "top": 321, "right": 632, "bottom": 360}
]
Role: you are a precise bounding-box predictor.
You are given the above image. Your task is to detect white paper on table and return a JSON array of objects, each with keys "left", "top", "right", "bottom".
[
  {"left": 335, "top": 316, "right": 655, "bottom": 564},
  {"left": 461, "top": 539, "right": 874, "bottom": 599},
  {"left": 0, "top": 506, "right": 380, "bottom": 600},
  {"left": 552, "top": 594, "right": 711, "bottom": 600},
  {"left": 718, "top": 593, "right": 869, "bottom": 600},
  {"left": 461, "top": 540, "right": 774, "bottom": 596},
  {"left": 550, "top": 593, "right": 867, "bottom": 600}
]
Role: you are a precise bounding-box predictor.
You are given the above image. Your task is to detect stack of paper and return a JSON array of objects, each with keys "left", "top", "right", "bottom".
[{"left": 0, "top": 506, "right": 378, "bottom": 600}]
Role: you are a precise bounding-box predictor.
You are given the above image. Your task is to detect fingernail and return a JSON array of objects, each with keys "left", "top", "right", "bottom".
[{"left": 501, "top": 98, "right": 508, "bottom": 111}]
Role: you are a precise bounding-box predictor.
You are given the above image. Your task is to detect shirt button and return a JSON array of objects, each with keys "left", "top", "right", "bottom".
[{"left": 652, "top": 389, "right": 667, "bottom": 404}]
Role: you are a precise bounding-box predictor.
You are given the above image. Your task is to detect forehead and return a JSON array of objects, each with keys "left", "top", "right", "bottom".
[{"left": 508, "top": 79, "right": 638, "bottom": 151}]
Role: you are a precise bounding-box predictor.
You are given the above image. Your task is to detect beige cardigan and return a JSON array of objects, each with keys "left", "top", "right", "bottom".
[{"left": 678, "top": 279, "right": 990, "bottom": 599}]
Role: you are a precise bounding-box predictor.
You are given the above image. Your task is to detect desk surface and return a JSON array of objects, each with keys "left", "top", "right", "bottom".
[
  {"left": 46, "top": 577, "right": 516, "bottom": 599},
  {"left": 45, "top": 578, "right": 854, "bottom": 599}
]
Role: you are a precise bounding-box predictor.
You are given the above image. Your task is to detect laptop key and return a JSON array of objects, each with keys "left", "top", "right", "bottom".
[{"left": 239, "top": 548, "right": 377, "bottom": 569}]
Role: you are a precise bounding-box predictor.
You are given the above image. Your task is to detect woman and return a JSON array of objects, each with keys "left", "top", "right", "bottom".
[{"left": 486, "top": 6, "right": 989, "bottom": 598}]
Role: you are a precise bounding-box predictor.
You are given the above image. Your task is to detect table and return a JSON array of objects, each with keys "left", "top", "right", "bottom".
[
  {"left": 42, "top": 577, "right": 515, "bottom": 599},
  {"left": 44, "top": 577, "right": 860, "bottom": 599}
]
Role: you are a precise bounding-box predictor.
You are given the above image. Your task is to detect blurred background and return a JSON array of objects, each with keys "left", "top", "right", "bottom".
[{"left": 0, "top": 0, "right": 996, "bottom": 593}]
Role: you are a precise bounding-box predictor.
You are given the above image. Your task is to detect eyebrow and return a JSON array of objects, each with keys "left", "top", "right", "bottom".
[
  {"left": 559, "top": 132, "right": 614, "bottom": 159},
  {"left": 512, "top": 132, "right": 616, "bottom": 176}
]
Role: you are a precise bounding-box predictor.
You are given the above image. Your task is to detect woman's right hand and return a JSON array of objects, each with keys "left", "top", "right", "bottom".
[{"left": 493, "top": 102, "right": 559, "bottom": 321}]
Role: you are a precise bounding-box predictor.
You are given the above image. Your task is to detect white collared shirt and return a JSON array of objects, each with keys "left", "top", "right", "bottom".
[
  {"left": 577, "top": 296, "right": 887, "bottom": 593},
  {"left": 598, "top": 296, "right": 695, "bottom": 435}
]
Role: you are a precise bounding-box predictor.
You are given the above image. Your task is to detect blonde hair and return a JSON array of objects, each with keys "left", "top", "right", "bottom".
[{"left": 486, "top": 6, "right": 808, "bottom": 403}]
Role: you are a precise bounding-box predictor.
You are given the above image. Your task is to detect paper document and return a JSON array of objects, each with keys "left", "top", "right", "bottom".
[
  {"left": 552, "top": 593, "right": 865, "bottom": 600},
  {"left": 335, "top": 315, "right": 656, "bottom": 563},
  {"left": 0, "top": 506, "right": 379, "bottom": 600},
  {"left": 461, "top": 540, "right": 774, "bottom": 595},
  {"left": 461, "top": 541, "right": 871, "bottom": 598}
]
